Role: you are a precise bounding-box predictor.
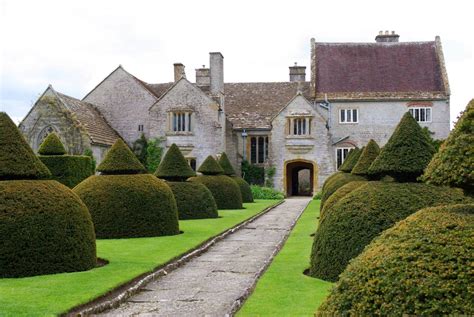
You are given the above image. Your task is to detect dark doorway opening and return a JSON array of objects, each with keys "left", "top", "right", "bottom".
[{"left": 286, "top": 161, "right": 314, "bottom": 196}]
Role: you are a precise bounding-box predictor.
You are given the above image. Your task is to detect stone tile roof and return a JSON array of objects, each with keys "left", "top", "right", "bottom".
[
  {"left": 224, "top": 82, "right": 310, "bottom": 129},
  {"left": 313, "top": 41, "right": 448, "bottom": 100},
  {"left": 146, "top": 83, "right": 174, "bottom": 99},
  {"left": 57, "top": 92, "right": 120, "bottom": 146}
]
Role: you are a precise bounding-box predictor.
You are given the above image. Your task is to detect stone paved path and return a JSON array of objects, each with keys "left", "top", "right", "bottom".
[{"left": 98, "top": 197, "right": 311, "bottom": 317}]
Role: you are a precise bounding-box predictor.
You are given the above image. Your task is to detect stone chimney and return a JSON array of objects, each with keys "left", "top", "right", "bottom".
[
  {"left": 174, "top": 63, "right": 186, "bottom": 82},
  {"left": 209, "top": 52, "right": 224, "bottom": 95},
  {"left": 195, "top": 65, "right": 210, "bottom": 89},
  {"left": 289, "top": 63, "right": 306, "bottom": 82},
  {"left": 375, "top": 30, "right": 400, "bottom": 43}
]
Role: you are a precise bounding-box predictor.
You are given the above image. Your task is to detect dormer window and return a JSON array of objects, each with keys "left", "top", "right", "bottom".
[
  {"left": 168, "top": 111, "right": 193, "bottom": 132},
  {"left": 287, "top": 117, "right": 312, "bottom": 136}
]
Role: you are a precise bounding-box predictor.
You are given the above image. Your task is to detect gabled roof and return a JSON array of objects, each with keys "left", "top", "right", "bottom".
[
  {"left": 312, "top": 38, "right": 449, "bottom": 100},
  {"left": 224, "top": 82, "right": 310, "bottom": 130}
]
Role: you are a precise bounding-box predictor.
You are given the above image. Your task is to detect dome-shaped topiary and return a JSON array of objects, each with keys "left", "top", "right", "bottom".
[
  {"left": 197, "top": 155, "right": 224, "bottom": 175},
  {"left": 0, "top": 112, "right": 51, "bottom": 180},
  {"left": 422, "top": 100, "right": 474, "bottom": 195},
  {"left": 155, "top": 143, "right": 196, "bottom": 181},
  {"left": 189, "top": 175, "right": 243, "bottom": 209},
  {"left": 368, "top": 112, "right": 436, "bottom": 182},
  {"left": 321, "top": 172, "right": 344, "bottom": 193},
  {"left": 317, "top": 204, "right": 474, "bottom": 316},
  {"left": 309, "top": 182, "right": 472, "bottom": 282},
  {"left": 37, "top": 132, "right": 66, "bottom": 155},
  {"left": 320, "top": 180, "right": 367, "bottom": 222},
  {"left": 38, "top": 134, "right": 92, "bottom": 188},
  {"left": 231, "top": 176, "right": 254, "bottom": 203},
  {"left": 166, "top": 181, "right": 218, "bottom": 219},
  {"left": 338, "top": 147, "right": 362, "bottom": 172},
  {"left": 218, "top": 152, "right": 236, "bottom": 176},
  {"left": 0, "top": 112, "right": 96, "bottom": 277},
  {"left": 96, "top": 139, "right": 145, "bottom": 174},
  {"left": 351, "top": 139, "right": 380, "bottom": 176},
  {"left": 320, "top": 172, "right": 365, "bottom": 210}
]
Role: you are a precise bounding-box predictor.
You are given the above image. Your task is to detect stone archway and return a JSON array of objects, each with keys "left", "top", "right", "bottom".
[
  {"left": 284, "top": 159, "right": 318, "bottom": 196},
  {"left": 36, "top": 125, "right": 58, "bottom": 151}
]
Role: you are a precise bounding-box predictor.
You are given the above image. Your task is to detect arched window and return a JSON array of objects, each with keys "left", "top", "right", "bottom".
[{"left": 36, "top": 126, "right": 58, "bottom": 150}]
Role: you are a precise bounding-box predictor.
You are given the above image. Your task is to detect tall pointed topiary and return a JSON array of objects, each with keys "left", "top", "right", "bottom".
[
  {"left": 219, "top": 152, "right": 254, "bottom": 202},
  {"left": 38, "top": 133, "right": 92, "bottom": 188},
  {"left": 339, "top": 147, "right": 362, "bottom": 173},
  {"left": 96, "top": 138, "right": 146, "bottom": 174},
  {"left": 0, "top": 112, "right": 51, "bottom": 180},
  {"left": 0, "top": 112, "right": 96, "bottom": 277},
  {"left": 198, "top": 155, "right": 225, "bottom": 175},
  {"left": 38, "top": 132, "right": 66, "bottom": 155},
  {"left": 74, "top": 139, "right": 179, "bottom": 238},
  {"left": 351, "top": 140, "right": 380, "bottom": 176},
  {"left": 422, "top": 100, "right": 474, "bottom": 195},
  {"left": 155, "top": 143, "right": 196, "bottom": 181},
  {"left": 155, "top": 144, "right": 217, "bottom": 219},
  {"left": 368, "top": 112, "right": 436, "bottom": 182}
]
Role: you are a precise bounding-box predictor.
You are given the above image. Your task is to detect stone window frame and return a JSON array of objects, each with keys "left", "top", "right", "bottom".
[
  {"left": 339, "top": 108, "right": 359, "bottom": 124},
  {"left": 248, "top": 135, "right": 269, "bottom": 164},
  {"left": 286, "top": 115, "right": 314, "bottom": 137},
  {"left": 166, "top": 109, "right": 194, "bottom": 135},
  {"left": 335, "top": 146, "right": 354, "bottom": 169},
  {"left": 408, "top": 107, "right": 432, "bottom": 123}
]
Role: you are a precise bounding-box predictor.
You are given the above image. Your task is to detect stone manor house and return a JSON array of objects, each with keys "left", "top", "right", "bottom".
[{"left": 19, "top": 31, "right": 451, "bottom": 196}]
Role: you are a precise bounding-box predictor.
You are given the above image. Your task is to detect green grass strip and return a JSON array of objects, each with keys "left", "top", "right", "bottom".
[
  {"left": 238, "top": 200, "right": 333, "bottom": 316},
  {"left": 0, "top": 200, "right": 278, "bottom": 317}
]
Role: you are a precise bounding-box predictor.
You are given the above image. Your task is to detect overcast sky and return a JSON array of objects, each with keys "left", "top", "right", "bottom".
[{"left": 1, "top": 0, "right": 472, "bottom": 126}]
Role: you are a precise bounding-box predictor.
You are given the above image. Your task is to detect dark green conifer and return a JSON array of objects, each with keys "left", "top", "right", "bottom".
[
  {"left": 37, "top": 133, "right": 66, "bottom": 155},
  {"left": 339, "top": 147, "right": 362, "bottom": 173},
  {"left": 218, "top": 152, "right": 236, "bottom": 176},
  {"left": 96, "top": 139, "right": 146, "bottom": 174},
  {"left": 198, "top": 155, "right": 224, "bottom": 175},
  {"left": 351, "top": 140, "right": 380, "bottom": 176},
  {"left": 155, "top": 144, "right": 196, "bottom": 181}
]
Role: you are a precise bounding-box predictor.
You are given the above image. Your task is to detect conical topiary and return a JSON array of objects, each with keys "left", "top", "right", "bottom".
[
  {"left": 0, "top": 112, "right": 51, "bottom": 180},
  {"left": 198, "top": 155, "right": 224, "bottom": 175},
  {"left": 339, "top": 148, "right": 362, "bottom": 172},
  {"left": 96, "top": 139, "right": 146, "bottom": 174},
  {"left": 155, "top": 143, "right": 196, "bottom": 181},
  {"left": 351, "top": 140, "right": 380, "bottom": 176},
  {"left": 368, "top": 112, "right": 436, "bottom": 182},
  {"left": 422, "top": 100, "right": 474, "bottom": 195},
  {"left": 37, "top": 132, "right": 66, "bottom": 155},
  {"left": 218, "top": 152, "right": 236, "bottom": 176}
]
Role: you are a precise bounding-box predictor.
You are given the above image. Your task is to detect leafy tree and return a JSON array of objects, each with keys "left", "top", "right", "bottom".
[
  {"left": 132, "top": 133, "right": 148, "bottom": 165},
  {"left": 146, "top": 137, "right": 164, "bottom": 173}
]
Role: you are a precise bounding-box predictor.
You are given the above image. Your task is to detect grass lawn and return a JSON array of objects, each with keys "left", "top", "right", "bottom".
[
  {"left": 0, "top": 200, "right": 278, "bottom": 317},
  {"left": 238, "top": 200, "right": 333, "bottom": 317}
]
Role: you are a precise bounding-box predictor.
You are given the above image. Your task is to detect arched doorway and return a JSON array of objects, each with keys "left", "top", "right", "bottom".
[{"left": 284, "top": 160, "right": 317, "bottom": 196}]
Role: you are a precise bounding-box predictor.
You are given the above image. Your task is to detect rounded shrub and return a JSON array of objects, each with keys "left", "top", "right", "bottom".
[
  {"left": 317, "top": 204, "right": 474, "bottom": 316},
  {"left": 351, "top": 139, "right": 380, "bottom": 176},
  {"left": 309, "top": 181, "right": 472, "bottom": 281},
  {"left": 37, "top": 132, "right": 67, "bottom": 155},
  {"left": 321, "top": 172, "right": 344, "bottom": 193},
  {"left": 74, "top": 139, "right": 179, "bottom": 238},
  {"left": 422, "top": 100, "right": 474, "bottom": 195},
  {"left": 250, "top": 185, "right": 285, "bottom": 200},
  {"left": 0, "top": 112, "right": 96, "bottom": 277},
  {"left": 198, "top": 155, "right": 224, "bottom": 175},
  {"left": 167, "top": 181, "right": 218, "bottom": 219},
  {"left": 231, "top": 176, "right": 254, "bottom": 202},
  {"left": 189, "top": 175, "right": 243, "bottom": 209},
  {"left": 320, "top": 180, "right": 367, "bottom": 222},
  {"left": 320, "top": 172, "right": 365, "bottom": 210},
  {"left": 338, "top": 147, "right": 362, "bottom": 172},
  {"left": 368, "top": 112, "right": 436, "bottom": 181}
]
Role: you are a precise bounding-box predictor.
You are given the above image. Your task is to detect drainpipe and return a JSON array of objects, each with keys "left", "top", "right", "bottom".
[{"left": 242, "top": 129, "right": 248, "bottom": 161}]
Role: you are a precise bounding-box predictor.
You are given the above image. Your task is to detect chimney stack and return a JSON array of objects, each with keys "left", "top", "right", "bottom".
[
  {"left": 289, "top": 62, "right": 306, "bottom": 82},
  {"left": 174, "top": 63, "right": 186, "bottom": 82},
  {"left": 195, "top": 65, "right": 210, "bottom": 89},
  {"left": 209, "top": 52, "right": 224, "bottom": 95},
  {"left": 375, "top": 30, "right": 400, "bottom": 43}
]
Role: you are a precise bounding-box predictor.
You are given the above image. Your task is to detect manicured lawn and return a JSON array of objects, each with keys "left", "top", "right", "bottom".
[
  {"left": 238, "top": 200, "right": 333, "bottom": 316},
  {"left": 0, "top": 200, "right": 278, "bottom": 317}
]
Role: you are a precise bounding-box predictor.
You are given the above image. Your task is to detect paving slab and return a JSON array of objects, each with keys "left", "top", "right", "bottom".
[{"left": 96, "top": 197, "right": 310, "bottom": 317}]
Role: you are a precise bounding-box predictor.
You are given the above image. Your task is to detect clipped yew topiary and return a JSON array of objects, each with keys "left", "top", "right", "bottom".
[
  {"left": 189, "top": 155, "right": 243, "bottom": 209},
  {"left": 368, "top": 112, "right": 436, "bottom": 181},
  {"left": 351, "top": 139, "right": 380, "bottom": 176},
  {"left": 0, "top": 112, "right": 96, "bottom": 277},
  {"left": 320, "top": 180, "right": 368, "bottom": 222},
  {"left": 38, "top": 133, "right": 93, "bottom": 188},
  {"left": 219, "top": 152, "right": 254, "bottom": 203},
  {"left": 74, "top": 139, "right": 179, "bottom": 238},
  {"left": 338, "top": 147, "right": 362, "bottom": 172},
  {"left": 310, "top": 181, "right": 471, "bottom": 282},
  {"left": 155, "top": 144, "right": 217, "bottom": 220},
  {"left": 317, "top": 203, "right": 474, "bottom": 316},
  {"left": 422, "top": 100, "right": 474, "bottom": 195},
  {"left": 320, "top": 172, "right": 365, "bottom": 210}
]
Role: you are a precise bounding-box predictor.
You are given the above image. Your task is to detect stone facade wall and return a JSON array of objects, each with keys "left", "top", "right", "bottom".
[
  {"left": 83, "top": 67, "right": 157, "bottom": 145},
  {"left": 149, "top": 78, "right": 225, "bottom": 169}
]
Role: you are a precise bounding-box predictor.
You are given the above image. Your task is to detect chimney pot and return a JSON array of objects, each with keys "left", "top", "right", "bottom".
[{"left": 375, "top": 30, "right": 400, "bottom": 43}]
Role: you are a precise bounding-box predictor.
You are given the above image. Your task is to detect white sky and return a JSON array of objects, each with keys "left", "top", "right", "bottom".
[{"left": 1, "top": 0, "right": 473, "bottom": 126}]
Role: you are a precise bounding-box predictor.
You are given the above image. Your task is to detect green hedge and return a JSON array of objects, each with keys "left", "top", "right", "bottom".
[
  {"left": 37, "top": 133, "right": 66, "bottom": 155},
  {"left": 0, "top": 180, "right": 96, "bottom": 277},
  {"left": 351, "top": 139, "right": 380, "bottom": 176},
  {"left": 97, "top": 139, "right": 146, "bottom": 175},
  {"left": 74, "top": 174, "right": 179, "bottom": 238},
  {"left": 39, "top": 155, "right": 93, "bottom": 188},
  {"left": 320, "top": 180, "right": 367, "bottom": 222},
  {"left": 317, "top": 203, "right": 474, "bottom": 316},
  {"left": 241, "top": 160, "right": 265, "bottom": 185},
  {"left": 320, "top": 172, "right": 365, "bottom": 210},
  {"left": 167, "top": 181, "right": 218, "bottom": 219},
  {"left": 218, "top": 152, "right": 236, "bottom": 176},
  {"left": 155, "top": 143, "right": 196, "bottom": 181},
  {"left": 309, "top": 182, "right": 472, "bottom": 281},
  {"left": 232, "top": 176, "right": 254, "bottom": 203},
  {"left": 197, "top": 155, "right": 224, "bottom": 175},
  {"left": 339, "top": 148, "right": 362, "bottom": 172},
  {"left": 189, "top": 175, "right": 243, "bottom": 209},
  {"left": 250, "top": 185, "right": 284, "bottom": 200},
  {"left": 321, "top": 172, "right": 343, "bottom": 193}
]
